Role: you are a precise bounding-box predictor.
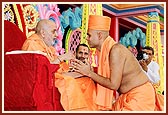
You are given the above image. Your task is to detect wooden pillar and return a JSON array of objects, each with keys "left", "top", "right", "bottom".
[{"left": 110, "top": 17, "right": 119, "bottom": 42}]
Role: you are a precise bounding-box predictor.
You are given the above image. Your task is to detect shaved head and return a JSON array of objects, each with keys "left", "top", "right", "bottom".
[
  {"left": 35, "top": 19, "right": 57, "bottom": 46},
  {"left": 35, "top": 19, "right": 56, "bottom": 34}
]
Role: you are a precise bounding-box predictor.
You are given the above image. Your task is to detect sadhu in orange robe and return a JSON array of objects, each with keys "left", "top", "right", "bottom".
[
  {"left": 22, "top": 33, "right": 98, "bottom": 111},
  {"left": 97, "top": 36, "right": 164, "bottom": 111},
  {"left": 88, "top": 15, "right": 118, "bottom": 111}
]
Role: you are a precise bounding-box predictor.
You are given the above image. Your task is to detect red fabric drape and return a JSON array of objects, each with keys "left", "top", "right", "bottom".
[
  {"left": 4, "top": 20, "right": 26, "bottom": 53},
  {"left": 4, "top": 54, "right": 63, "bottom": 111},
  {"left": 4, "top": 20, "right": 64, "bottom": 111}
]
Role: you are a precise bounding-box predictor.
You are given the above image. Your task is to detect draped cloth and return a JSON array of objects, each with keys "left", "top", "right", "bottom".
[
  {"left": 112, "top": 82, "right": 164, "bottom": 111},
  {"left": 21, "top": 33, "right": 63, "bottom": 110},
  {"left": 22, "top": 34, "right": 57, "bottom": 62},
  {"left": 95, "top": 36, "right": 164, "bottom": 111},
  {"left": 55, "top": 63, "right": 98, "bottom": 111},
  {"left": 112, "top": 82, "right": 156, "bottom": 111},
  {"left": 154, "top": 88, "right": 164, "bottom": 111},
  {"left": 95, "top": 36, "right": 117, "bottom": 110}
]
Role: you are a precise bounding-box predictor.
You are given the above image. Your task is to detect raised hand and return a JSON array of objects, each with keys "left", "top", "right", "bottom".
[{"left": 139, "top": 60, "right": 148, "bottom": 72}]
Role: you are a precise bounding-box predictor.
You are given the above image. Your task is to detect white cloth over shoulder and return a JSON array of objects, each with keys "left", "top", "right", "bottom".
[{"left": 146, "top": 60, "right": 160, "bottom": 84}]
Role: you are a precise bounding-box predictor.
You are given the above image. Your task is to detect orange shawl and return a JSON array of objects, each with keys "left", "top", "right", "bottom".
[
  {"left": 95, "top": 36, "right": 117, "bottom": 110},
  {"left": 22, "top": 34, "right": 57, "bottom": 62},
  {"left": 112, "top": 82, "right": 164, "bottom": 111},
  {"left": 55, "top": 63, "right": 98, "bottom": 111}
]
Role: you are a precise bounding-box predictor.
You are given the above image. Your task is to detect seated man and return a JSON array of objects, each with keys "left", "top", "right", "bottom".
[
  {"left": 55, "top": 44, "right": 98, "bottom": 111},
  {"left": 22, "top": 19, "right": 75, "bottom": 64},
  {"left": 22, "top": 19, "right": 97, "bottom": 111}
]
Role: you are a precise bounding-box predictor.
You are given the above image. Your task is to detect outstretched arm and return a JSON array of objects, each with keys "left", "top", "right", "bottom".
[
  {"left": 71, "top": 45, "right": 124, "bottom": 90},
  {"left": 61, "top": 71, "right": 85, "bottom": 78},
  {"left": 52, "top": 52, "right": 75, "bottom": 64}
]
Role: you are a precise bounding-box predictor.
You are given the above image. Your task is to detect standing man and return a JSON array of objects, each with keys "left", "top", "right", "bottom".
[
  {"left": 139, "top": 46, "right": 160, "bottom": 84},
  {"left": 71, "top": 15, "right": 163, "bottom": 111}
]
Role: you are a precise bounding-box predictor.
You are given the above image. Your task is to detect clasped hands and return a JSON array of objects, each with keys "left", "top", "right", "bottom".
[{"left": 70, "top": 59, "right": 92, "bottom": 76}]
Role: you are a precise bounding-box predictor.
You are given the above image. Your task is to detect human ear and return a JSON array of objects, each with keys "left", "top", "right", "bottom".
[
  {"left": 40, "top": 29, "right": 45, "bottom": 38},
  {"left": 97, "top": 31, "right": 102, "bottom": 40}
]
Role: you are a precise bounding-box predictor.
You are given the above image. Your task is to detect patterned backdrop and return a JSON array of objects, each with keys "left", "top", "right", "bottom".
[
  {"left": 4, "top": 4, "right": 82, "bottom": 56},
  {"left": 4, "top": 3, "right": 99, "bottom": 66}
]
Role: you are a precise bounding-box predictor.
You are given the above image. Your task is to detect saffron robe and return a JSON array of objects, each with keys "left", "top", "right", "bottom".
[
  {"left": 112, "top": 82, "right": 164, "bottom": 111},
  {"left": 22, "top": 33, "right": 57, "bottom": 62},
  {"left": 55, "top": 63, "right": 98, "bottom": 111},
  {"left": 95, "top": 36, "right": 164, "bottom": 111},
  {"left": 95, "top": 36, "right": 117, "bottom": 110}
]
